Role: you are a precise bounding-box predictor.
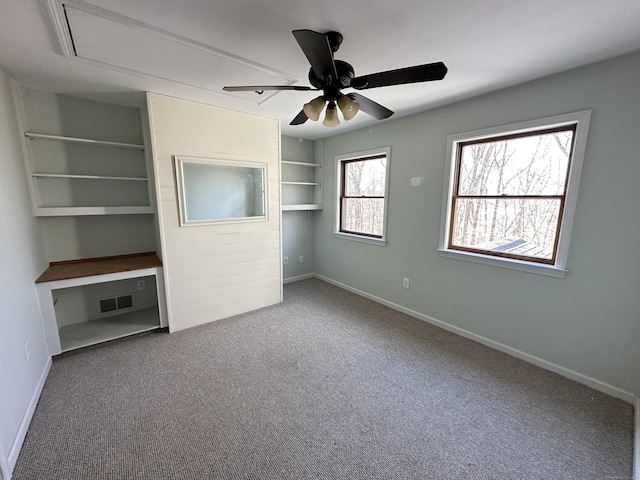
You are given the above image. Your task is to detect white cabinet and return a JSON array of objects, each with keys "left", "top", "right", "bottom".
[
  {"left": 23, "top": 132, "right": 152, "bottom": 216},
  {"left": 281, "top": 160, "right": 322, "bottom": 211},
  {"left": 35, "top": 253, "right": 167, "bottom": 355}
]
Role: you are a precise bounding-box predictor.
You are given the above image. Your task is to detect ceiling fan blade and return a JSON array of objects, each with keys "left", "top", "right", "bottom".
[
  {"left": 289, "top": 110, "right": 309, "bottom": 125},
  {"left": 223, "top": 85, "right": 317, "bottom": 92},
  {"left": 350, "top": 62, "right": 448, "bottom": 90},
  {"left": 292, "top": 29, "right": 338, "bottom": 82},
  {"left": 347, "top": 93, "right": 394, "bottom": 120}
]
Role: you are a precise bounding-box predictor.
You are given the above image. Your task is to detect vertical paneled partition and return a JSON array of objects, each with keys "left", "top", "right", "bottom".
[{"left": 146, "top": 93, "right": 282, "bottom": 332}]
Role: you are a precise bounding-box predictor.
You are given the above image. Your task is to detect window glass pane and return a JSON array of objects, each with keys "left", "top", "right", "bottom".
[
  {"left": 451, "top": 197, "right": 562, "bottom": 259},
  {"left": 342, "top": 198, "right": 385, "bottom": 237},
  {"left": 345, "top": 157, "right": 386, "bottom": 196},
  {"left": 458, "top": 130, "right": 573, "bottom": 196}
]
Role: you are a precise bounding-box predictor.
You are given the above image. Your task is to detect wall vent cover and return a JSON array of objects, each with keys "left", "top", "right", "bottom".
[
  {"left": 99, "top": 293, "right": 134, "bottom": 314},
  {"left": 99, "top": 297, "right": 117, "bottom": 313}
]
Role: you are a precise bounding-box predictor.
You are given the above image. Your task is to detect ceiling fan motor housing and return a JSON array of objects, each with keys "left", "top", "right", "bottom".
[{"left": 308, "top": 59, "right": 355, "bottom": 100}]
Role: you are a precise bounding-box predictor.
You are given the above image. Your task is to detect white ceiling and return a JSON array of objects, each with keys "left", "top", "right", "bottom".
[{"left": 1, "top": 0, "right": 639, "bottom": 140}]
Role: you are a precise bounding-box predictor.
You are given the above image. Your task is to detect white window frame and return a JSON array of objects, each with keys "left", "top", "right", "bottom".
[
  {"left": 335, "top": 146, "right": 391, "bottom": 246},
  {"left": 438, "top": 111, "right": 591, "bottom": 278}
]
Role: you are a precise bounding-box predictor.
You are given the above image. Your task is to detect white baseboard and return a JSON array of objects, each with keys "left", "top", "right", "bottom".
[
  {"left": 283, "top": 273, "right": 315, "bottom": 285},
  {"left": 6, "top": 356, "right": 51, "bottom": 476},
  {"left": 313, "top": 274, "right": 640, "bottom": 477},
  {"left": 0, "top": 434, "right": 8, "bottom": 480},
  {"left": 313, "top": 273, "right": 637, "bottom": 404},
  {"left": 635, "top": 397, "right": 640, "bottom": 480}
]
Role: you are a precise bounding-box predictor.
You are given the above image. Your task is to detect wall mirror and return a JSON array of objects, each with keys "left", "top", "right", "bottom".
[{"left": 175, "top": 156, "right": 267, "bottom": 226}]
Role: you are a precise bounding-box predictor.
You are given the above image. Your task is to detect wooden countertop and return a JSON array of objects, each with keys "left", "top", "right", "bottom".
[{"left": 36, "top": 252, "right": 162, "bottom": 283}]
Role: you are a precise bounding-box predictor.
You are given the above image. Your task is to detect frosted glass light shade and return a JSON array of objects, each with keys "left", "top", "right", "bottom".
[
  {"left": 338, "top": 96, "right": 360, "bottom": 121},
  {"left": 323, "top": 103, "right": 340, "bottom": 127},
  {"left": 302, "top": 96, "right": 326, "bottom": 121}
]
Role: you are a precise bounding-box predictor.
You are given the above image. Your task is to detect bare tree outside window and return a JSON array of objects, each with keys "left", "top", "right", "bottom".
[
  {"left": 449, "top": 126, "right": 576, "bottom": 264},
  {"left": 339, "top": 154, "right": 387, "bottom": 238}
]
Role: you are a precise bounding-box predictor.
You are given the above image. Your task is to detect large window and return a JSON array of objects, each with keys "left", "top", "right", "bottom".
[
  {"left": 439, "top": 111, "right": 591, "bottom": 277},
  {"left": 336, "top": 147, "right": 391, "bottom": 244}
]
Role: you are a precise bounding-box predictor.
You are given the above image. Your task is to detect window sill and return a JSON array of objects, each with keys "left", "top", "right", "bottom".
[
  {"left": 437, "top": 249, "right": 567, "bottom": 278},
  {"left": 335, "top": 232, "right": 387, "bottom": 246}
]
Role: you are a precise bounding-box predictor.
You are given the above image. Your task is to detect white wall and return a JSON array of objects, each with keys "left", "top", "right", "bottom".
[
  {"left": 0, "top": 70, "right": 50, "bottom": 477},
  {"left": 313, "top": 52, "right": 640, "bottom": 398},
  {"left": 147, "top": 93, "right": 282, "bottom": 332}
]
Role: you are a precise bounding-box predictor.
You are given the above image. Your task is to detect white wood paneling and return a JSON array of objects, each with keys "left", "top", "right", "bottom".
[{"left": 146, "top": 93, "right": 282, "bottom": 332}]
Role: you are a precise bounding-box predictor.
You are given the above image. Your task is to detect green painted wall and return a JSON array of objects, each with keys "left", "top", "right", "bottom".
[
  {"left": 281, "top": 136, "right": 317, "bottom": 281},
  {"left": 312, "top": 52, "right": 640, "bottom": 396}
]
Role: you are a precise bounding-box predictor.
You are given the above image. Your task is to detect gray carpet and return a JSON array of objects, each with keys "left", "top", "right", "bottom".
[{"left": 13, "top": 279, "right": 634, "bottom": 479}]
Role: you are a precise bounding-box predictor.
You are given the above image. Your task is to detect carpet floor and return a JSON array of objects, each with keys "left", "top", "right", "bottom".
[{"left": 12, "top": 278, "right": 634, "bottom": 479}]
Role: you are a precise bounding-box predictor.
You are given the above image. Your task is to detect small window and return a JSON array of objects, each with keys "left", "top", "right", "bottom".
[
  {"left": 336, "top": 148, "right": 391, "bottom": 244},
  {"left": 439, "top": 111, "right": 591, "bottom": 277}
]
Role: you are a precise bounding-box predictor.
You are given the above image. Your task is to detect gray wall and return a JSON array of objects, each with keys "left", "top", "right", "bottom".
[
  {"left": 281, "top": 136, "right": 316, "bottom": 281},
  {"left": 0, "top": 69, "right": 49, "bottom": 475},
  {"left": 313, "top": 52, "right": 640, "bottom": 396}
]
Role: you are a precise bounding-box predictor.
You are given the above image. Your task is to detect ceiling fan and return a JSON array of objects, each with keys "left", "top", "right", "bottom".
[{"left": 223, "top": 29, "right": 448, "bottom": 127}]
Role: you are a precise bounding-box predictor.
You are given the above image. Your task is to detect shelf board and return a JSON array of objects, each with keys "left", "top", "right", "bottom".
[
  {"left": 32, "top": 173, "right": 148, "bottom": 181},
  {"left": 25, "top": 132, "right": 145, "bottom": 150},
  {"left": 34, "top": 206, "right": 154, "bottom": 217},
  {"left": 36, "top": 252, "right": 162, "bottom": 283},
  {"left": 281, "top": 161, "right": 321, "bottom": 168},
  {"left": 282, "top": 204, "right": 322, "bottom": 211},
  {"left": 282, "top": 181, "right": 321, "bottom": 186},
  {"left": 58, "top": 307, "right": 160, "bottom": 352}
]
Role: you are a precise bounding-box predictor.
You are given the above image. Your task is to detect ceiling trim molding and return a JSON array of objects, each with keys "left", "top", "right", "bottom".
[
  {"left": 45, "top": 0, "right": 75, "bottom": 57},
  {"left": 43, "top": 0, "right": 299, "bottom": 105}
]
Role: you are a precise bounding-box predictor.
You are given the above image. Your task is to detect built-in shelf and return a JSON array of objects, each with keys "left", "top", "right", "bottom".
[
  {"left": 32, "top": 173, "right": 148, "bottom": 181},
  {"left": 24, "top": 131, "right": 152, "bottom": 216},
  {"left": 281, "top": 159, "right": 322, "bottom": 211},
  {"left": 36, "top": 252, "right": 162, "bottom": 283},
  {"left": 25, "top": 132, "right": 145, "bottom": 150},
  {"left": 35, "top": 252, "right": 167, "bottom": 355},
  {"left": 282, "top": 204, "right": 322, "bottom": 211},
  {"left": 281, "top": 161, "right": 321, "bottom": 168},
  {"left": 34, "top": 206, "right": 154, "bottom": 217},
  {"left": 59, "top": 307, "right": 160, "bottom": 352}
]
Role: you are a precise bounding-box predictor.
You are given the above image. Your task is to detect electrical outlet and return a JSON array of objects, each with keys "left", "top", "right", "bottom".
[
  {"left": 283, "top": 256, "right": 288, "bottom": 265},
  {"left": 24, "top": 341, "right": 30, "bottom": 361},
  {"left": 402, "top": 277, "right": 410, "bottom": 289},
  {"left": 299, "top": 255, "right": 304, "bottom": 263},
  {"left": 137, "top": 279, "right": 146, "bottom": 290}
]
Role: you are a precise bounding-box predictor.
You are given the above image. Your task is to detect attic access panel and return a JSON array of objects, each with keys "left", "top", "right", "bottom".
[{"left": 46, "top": 0, "right": 297, "bottom": 104}]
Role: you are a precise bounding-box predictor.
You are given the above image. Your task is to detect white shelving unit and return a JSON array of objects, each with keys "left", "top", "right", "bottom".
[
  {"left": 23, "top": 131, "right": 151, "bottom": 216},
  {"left": 14, "top": 89, "right": 168, "bottom": 353},
  {"left": 281, "top": 160, "right": 322, "bottom": 211},
  {"left": 35, "top": 253, "right": 167, "bottom": 355}
]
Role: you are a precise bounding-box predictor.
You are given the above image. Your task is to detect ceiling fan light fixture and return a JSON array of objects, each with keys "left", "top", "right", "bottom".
[
  {"left": 302, "top": 96, "right": 326, "bottom": 121},
  {"left": 338, "top": 95, "right": 359, "bottom": 121},
  {"left": 223, "top": 30, "right": 447, "bottom": 127},
  {"left": 323, "top": 101, "right": 340, "bottom": 127}
]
